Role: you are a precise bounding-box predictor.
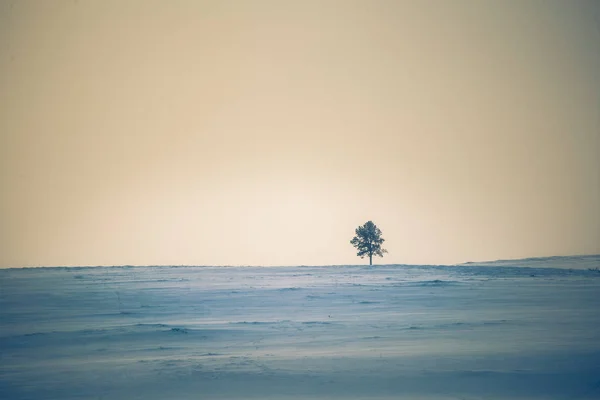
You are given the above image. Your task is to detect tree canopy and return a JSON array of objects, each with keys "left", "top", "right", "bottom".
[{"left": 350, "top": 221, "right": 387, "bottom": 265}]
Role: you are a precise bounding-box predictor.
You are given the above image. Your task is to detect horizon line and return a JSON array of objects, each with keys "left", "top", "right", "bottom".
[{"left": 2, "top": 253, "right": 598, "bottom": 270}]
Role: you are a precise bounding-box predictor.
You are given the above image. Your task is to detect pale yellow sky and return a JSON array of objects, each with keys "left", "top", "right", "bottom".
[{"left": 1, "top": 0, "right": 599, "bottom": 267}]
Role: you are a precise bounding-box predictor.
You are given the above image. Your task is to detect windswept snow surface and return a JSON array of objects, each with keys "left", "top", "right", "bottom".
[{"left": 1, "top": 256, "right": 600, "bottom": 399}]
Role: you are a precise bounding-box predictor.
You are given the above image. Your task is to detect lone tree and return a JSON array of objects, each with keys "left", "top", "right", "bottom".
[{"left": 350, "top": 221, "right": 387, "bottom": 265}]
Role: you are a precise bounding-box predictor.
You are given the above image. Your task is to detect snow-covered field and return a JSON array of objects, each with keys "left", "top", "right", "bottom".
[{"left": 1, "top": 255, "right": 600, "bottom": 399}]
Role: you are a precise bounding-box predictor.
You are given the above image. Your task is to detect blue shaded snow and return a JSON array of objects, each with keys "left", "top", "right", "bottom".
[{"left": 1, "top": 255, "right": 599, "bottom": 399}]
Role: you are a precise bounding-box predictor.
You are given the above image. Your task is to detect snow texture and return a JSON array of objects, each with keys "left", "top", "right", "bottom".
[{"left": 1, "top": 255, "right": 600, "bottom": 399}]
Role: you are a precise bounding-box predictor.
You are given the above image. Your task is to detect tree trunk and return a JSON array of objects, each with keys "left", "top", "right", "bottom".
[{"left": 369, "top": 253, "right": 372, "bottom": 265}]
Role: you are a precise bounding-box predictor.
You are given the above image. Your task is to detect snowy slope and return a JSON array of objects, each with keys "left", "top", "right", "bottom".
[
  {"left": 459, "top": 254, "right": 600, "bottom": 270},
  {"left": 1, "top": 256, "right": 600, "bottom": 399}
]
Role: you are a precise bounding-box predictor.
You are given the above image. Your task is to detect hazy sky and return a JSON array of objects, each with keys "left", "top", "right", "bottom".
[{"left": 1, "top": 0, "right": 599, "bottom": 267}]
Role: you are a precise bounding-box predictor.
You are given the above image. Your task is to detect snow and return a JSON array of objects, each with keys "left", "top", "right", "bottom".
[{"left": 1, "top": 256, "right": 600, "bottom": 399}]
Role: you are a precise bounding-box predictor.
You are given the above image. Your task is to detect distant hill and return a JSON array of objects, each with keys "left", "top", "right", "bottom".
[{"left": 459, "top": 254, "right": 600, "bottom": 270}]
